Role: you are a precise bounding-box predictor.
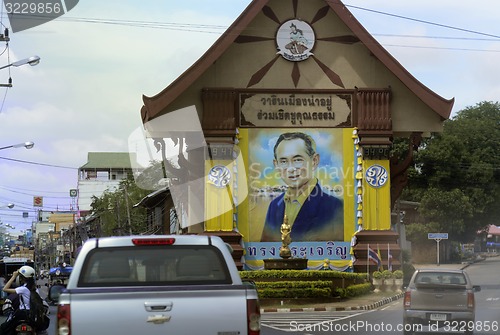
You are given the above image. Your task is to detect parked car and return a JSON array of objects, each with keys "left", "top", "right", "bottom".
[{"left": 403, "top": 268, "right": 480, "bottom": 335}]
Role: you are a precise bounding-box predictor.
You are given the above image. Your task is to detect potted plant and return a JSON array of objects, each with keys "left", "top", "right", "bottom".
[
  {"left": 393, "top": 270, "right": 404, "bottom": 279},
  {"left": 372, "top": 271, "right": 383, "bottom": 292},
  {"left": 393, "top": 270, "right": 404, "bottom": 292},
  {"left": 381, "top": 270, "right": 394, "bottom": 291},
  {"left": 382, "top": 270, "right": 393, "bottom": 278}
]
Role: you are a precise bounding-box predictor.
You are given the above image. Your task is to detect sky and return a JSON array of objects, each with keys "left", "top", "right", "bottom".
[{"left": 0, "top": 0, "right": 499, "bottom": 235}]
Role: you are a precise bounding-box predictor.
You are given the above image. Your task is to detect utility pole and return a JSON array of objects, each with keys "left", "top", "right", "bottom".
[
  {"left": 115, "top": 199, "right": 121, "bottom": 236},
  {"left": 124, "top": 183, "right": 132, "bottom": 235}
]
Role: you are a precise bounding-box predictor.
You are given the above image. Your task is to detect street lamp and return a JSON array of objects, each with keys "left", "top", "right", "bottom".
[
  {"left": 0, "top": 203, "right": 14, "bottom": 209},
  {"left": 0, "top": 55, "right": 40, "bottom": 87},
  {"left": 0, "top": 55, "right": 40, "bottom": 71},
  {"left": 0, "top": 141, "right": 35, "bottom": 151}
]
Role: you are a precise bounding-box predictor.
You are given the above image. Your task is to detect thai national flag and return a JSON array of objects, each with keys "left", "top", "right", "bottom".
[{"left": 368, "top": 246, "right": 381, "bottom": 269}]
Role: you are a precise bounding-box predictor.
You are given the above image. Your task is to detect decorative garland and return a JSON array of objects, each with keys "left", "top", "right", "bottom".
[{"left": 350, "top": 128, "right": 363, "bottom": 266}]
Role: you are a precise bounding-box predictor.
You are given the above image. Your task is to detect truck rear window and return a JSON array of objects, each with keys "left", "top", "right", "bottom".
[
  {"left": 415, "top": 272, "right": 466, "bottom": 285},
  {"left": 77, "top": 245, "right": 232, "bottom": 287}
]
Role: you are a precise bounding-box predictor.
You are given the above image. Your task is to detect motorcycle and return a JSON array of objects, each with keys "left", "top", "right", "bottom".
[
  {"left": 14, "top": 320, "right": 36, "bottom": 335},
  {"left": 5, "top": 316, "right": 48, "bottom": 335},
  {"left": 2, "top": 296, "right": 50, "bottom": 335}
]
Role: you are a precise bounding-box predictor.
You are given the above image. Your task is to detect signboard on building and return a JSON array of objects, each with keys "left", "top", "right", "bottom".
[
  {"left": 240, "top": 91, "right": 352, "bottom": 128},
  {"left": 33, "top": 196, "right": 43, "bottom": 207}
]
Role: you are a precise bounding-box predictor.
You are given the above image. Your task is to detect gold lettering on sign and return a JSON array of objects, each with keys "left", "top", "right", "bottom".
[{"left": 240, "top": 93, "right": 351, "bottom": 127}]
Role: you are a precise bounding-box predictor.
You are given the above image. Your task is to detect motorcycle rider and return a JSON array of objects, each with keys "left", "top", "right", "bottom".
[{"left": 0, "top": 266, "right": 49, "bottom": 334}]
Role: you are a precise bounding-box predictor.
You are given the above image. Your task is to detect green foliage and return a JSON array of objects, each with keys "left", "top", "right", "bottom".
[
  {"left": 257, "top": 287, "right": 332, "bottom": 299},
  {"left": 372, "top": 271, "right": 383, "bottom": 279},
  {"left": 133, "top": 160, "right": 167, "bottom": 191},
  {"left": 239, "top": 269, "right": 366, "bottom": 281},
  {"left": 89, "top": 175, "right": 151, "bottom": 236},
  {"left": 254, "top": 280, "right": 333, "bottom": 298},
  {"left": 335, "top": 283, "right": 372, "bottom": 298},
  {"left": 405, "top": 221, "right": 440, "bottom": 243},
  {"left": 253, "top": 280, "right": 372, "bottom": 299},
  {"left": 241, "top": 270, "right": 371, "bottom": 300},
  {"left": 403, "top": 101, "right": 500, "bottom": 242},
  {"left": 381, "top": 270, "right": 393, "bottom": 279},
  {"left": 393, "top": 270, "right": 404, "bottom": 279},
  {"left": 255, "top": 280, "right": 333, "bottom": 290}
]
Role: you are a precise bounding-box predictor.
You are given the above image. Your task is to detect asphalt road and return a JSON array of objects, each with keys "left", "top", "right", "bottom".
[
  {"left": 3, "top": 258, "right": 499, "bottom": 334},
  {"left": 261, "top": 257, "right": 500, "bottom": 334}
]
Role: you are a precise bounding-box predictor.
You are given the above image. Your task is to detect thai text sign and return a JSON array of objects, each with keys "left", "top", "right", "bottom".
[
  {"left": 245, "top": 241, "right": 351, "bottom": 261},
  {"left": 428, "top": 233, "right": 448, "bottom": 240},
  {"left": 240, "top": 92, "right": 351, "bottom": 127}
]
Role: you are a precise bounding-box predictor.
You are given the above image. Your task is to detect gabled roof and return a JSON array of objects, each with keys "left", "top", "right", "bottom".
[
  {"left": 79, "top": 152, "right": 136, "bottom": 170},
  {"left": 141, "top": 0, "right": 453, "bottom": 122}
]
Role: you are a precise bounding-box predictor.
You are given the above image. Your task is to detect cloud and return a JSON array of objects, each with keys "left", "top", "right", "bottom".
[{"left": 1, "top": 0, "right": 499, "bottom": 232}]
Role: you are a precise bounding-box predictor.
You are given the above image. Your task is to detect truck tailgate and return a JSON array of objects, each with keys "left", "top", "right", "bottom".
[
  {"left": 410, "top": 285, "right": 469, "bottom": 311},
  {"left": 67, "top": 287, "right": 250, "bottom": 335}
]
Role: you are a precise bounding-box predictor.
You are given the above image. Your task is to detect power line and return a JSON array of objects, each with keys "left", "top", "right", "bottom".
[
  {"left": 373, "top": 33, "right": 500, "bottom": 42},
  {"left": 383, "top": 44, "right": 500, "bottom": 53},
  {"left": 343, "top": 3, "right": 500, "bottom": 40},
  {"left": 0, "top": 156, "right": 77, "bottom": 169},
  {"left": 0, "top": 5, "right": 499, "bottom": 41},
  {"left": 0, "top": 185, "right": 72, "bottom": 195}
]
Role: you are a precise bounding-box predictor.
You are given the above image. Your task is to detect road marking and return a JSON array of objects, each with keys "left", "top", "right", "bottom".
[
  {"left": 261, "top": 310, "right": 375, "bottom": 332},
  {"left": 380, "top": 300, "right": 401, "bottom": 310}
]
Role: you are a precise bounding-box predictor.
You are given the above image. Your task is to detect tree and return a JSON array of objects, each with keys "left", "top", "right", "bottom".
[
  {"left": 403, "top": 101, "right": 500, "bottom": 242},
  {"left": 90, "top": 176, "right": 150, "bottom": 236}
]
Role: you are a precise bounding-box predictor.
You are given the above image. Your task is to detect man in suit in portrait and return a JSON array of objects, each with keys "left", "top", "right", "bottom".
[{"left": 260, "top": 132, "right": 343, "bottom": 242}]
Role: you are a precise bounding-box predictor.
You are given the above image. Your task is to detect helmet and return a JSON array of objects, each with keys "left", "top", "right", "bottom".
[{"left": 19, "top": 266, "right": 36, "bottom": 278}]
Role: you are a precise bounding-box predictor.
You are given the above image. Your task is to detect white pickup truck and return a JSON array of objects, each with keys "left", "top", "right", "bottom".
[{"left": 49, "top": 235, "right": 261, "bottom": 335}]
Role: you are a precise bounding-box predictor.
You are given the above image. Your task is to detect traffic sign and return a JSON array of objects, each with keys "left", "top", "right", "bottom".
[
  {"left": 428, "top": 233, "right": 448, "bottom": 266},
  {"left": 428, "top": 233, "right": 448, "bottom": 240}
]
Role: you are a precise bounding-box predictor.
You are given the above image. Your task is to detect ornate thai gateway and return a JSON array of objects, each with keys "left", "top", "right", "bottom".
[{"left": 137, "top": 0, "right": 454, "bottom": 272}]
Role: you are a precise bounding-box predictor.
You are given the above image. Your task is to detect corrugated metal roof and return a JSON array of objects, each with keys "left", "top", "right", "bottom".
[
  {"left": 134, "top": 186, "right": 170, "bottom": 208},
  {"left": 79, "top": 152, "right": 136, "bottom": 169}
]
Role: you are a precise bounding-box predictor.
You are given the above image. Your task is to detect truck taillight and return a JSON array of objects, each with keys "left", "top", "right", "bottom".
[
  {"left": 467, "top": 292, "right": 475, "bottom": 309},
  {"left": 247, "top": 299, "right": 261, "bottom": 335},
  {"left": 404, "top": 291, "right": 411, "bottom": 308},
  {"left": 57, "top": 303, "right": 71, "bottom": 335}
]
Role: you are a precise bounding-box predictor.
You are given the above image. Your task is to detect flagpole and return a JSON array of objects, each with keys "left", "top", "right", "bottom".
[
  {"left": 388, "top": 243, "right": 390, "bottom": 271},
  {"left": 367, "top": 243, "right": 369, "bottom": 280},
  {"left": 377, "top": 244, "right": 383, "bottom": 271}
]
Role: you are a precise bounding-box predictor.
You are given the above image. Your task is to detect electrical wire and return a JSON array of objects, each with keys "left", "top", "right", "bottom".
[
  {"left": 0, "top": 156, "right": 77, "bottom": 169},
  {"left": 342, "top": 3, "right": 500, "bottom": 40},
  {"left": 0, "top": 3, "right": 499, "bottom": 216},
  {"left": 0, "top": 4, "right": 498, "bottom": 42}
]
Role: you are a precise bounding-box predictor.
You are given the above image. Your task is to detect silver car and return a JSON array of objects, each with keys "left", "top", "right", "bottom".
[{"left": 403, "top": 268, "right": 480, "bottom": 335}]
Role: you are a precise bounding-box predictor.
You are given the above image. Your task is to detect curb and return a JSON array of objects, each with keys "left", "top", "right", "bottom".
[
  {"left": 259, "top": 261, "right": 486, "bottom": 313},
  {"left": 260, "top": 292, "right": 404, "bottom": 313}
]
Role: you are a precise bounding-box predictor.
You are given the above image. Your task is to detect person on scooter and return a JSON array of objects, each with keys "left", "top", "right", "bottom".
[{"left": 0, "top": 266, "right": 48, "bottom": 334}]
